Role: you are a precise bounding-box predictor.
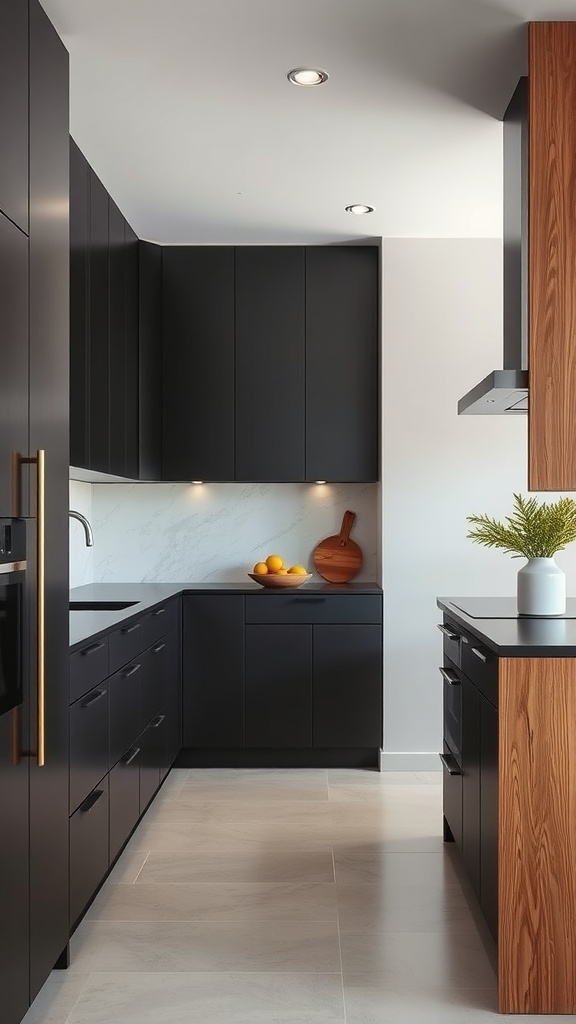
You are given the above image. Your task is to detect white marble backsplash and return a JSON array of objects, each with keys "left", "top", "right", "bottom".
[
  {"left": 69, "top": 480, "right": 94, "bottom": 587},
  {"left": 89, "top": 482, "right": 379, "bottom": 583}
]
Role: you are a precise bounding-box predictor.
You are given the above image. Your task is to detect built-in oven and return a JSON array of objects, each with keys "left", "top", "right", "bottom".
[{"left": 0, "top": 519, "right": 26, "bottom": 718}]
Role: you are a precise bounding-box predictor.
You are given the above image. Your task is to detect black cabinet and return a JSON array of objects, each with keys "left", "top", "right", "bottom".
[
  {"left": 245, "top": 625, "right": 313, "bottom": 747},
  {"left": 109, "top": 659, "right": 143, "bottom": 767},
  {"left": 88, "top": 167, "right": 110, "bottom": 473},
  {"left": 313, "top": 625, "right": 382, "bottom": 747},
  {"left": 108, "top": 198, "right": 125, "bottom": 477},
  {"left": 162, "top": 247, "right": 235, "bottom": 481},
  {"left": 69, "top": 683, "right": 109, "bottom": 813},
  {"left": 138, "top": 242, "right": 162, "bottom": 480},
  {"left": 0, "top": 213, "right": 29, "bottom": 517},
  {"left": 124, "top": 222, "right": 140, "bottom": 479},
  {"left": 109, "top": 745, "right": 141, "bottom": 862},
  {"left": 69, "top": 780, "right": 109, "bottom": 927},
  {"left": 183, "top": 595, "right": 245, "bottom": 747},
  {"left": 69, "top": 139, "right": 89, "bottom": 471},
  {"left": 0, "top": 0, "right": 28, "bottom": 233},
  {"left": 480, "top": 697, "right": 498, "bottom": 941},
  {"left": 0, "top": 709, "right": 30, "bottom": 1024},
  {"left": 461, "top": 676, "right": 481, "bottom": 899},
  {"left": 235, "top": 247, "right": 305, "bottom": 481}
]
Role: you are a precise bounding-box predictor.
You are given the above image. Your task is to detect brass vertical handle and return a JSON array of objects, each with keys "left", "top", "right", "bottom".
[{"left": 22, "top": 449, "right": 45, "bottom": 766}]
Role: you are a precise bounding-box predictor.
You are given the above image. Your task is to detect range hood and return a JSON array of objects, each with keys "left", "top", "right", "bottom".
[{"left": 458, "top": 78, "right": 528, "bottom": 415}]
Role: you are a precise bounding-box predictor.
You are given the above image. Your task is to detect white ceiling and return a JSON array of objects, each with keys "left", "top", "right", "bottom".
[{"left": 42, "top": 0, "right": 576, "bottom": 244}]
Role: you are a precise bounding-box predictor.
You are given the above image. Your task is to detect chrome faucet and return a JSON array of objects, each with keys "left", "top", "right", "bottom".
[{"left": 69, "top": 510, "right": 94, "bottom": 547}]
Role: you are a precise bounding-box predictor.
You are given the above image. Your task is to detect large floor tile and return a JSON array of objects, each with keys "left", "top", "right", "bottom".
[
  {"left": 126, "top": 819, "right": 335, "bottom": 852},
  {"left": 105, "top": 850, "right": 149, "bottom": 884},
  {"left": 173, "top": 781, "right": 329, "bottom": 802},
  {"left": 144, "top": 798, "right": 334, "bottom": 825},
  {"left": 333, "top": 849, "right": 461, "bottom": 887},
  {"left": 86, "top": 881, "right": 338, "bottom": 922},
  {"left": 327, "top": 770, "right": 441, "bottom": 786},
  {"left": 340, "top": 931, "right": 496, "bottom": 989},
  {"left": 66, "top": 971, "right": 345, "bottom": 1023},
  {"left": 137, "top": 848, "right": 335, "bottom": 884},
  {"left": 21, "top": 974, "right": 91, "bottom": 1024},
  {"left": 336, "top": 883, "right": 479, "bottom": 933},
  {"left": 69, "top": 920, "right": 341, "bottom": 973}
]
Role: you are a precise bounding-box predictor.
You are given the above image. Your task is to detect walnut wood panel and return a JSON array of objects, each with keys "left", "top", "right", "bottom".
[
  {"left": 528, "top": 23, "right": 576, "bottom": 490},
  {"left": 499, "top": 657, "right": 576, "bottom": 1013}
]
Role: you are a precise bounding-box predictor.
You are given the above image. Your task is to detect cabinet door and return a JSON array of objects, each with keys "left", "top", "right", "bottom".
[
  {"left": 0, "top": 713, "right": 29, "bottom": 1024},
  {"left": 28, "top": 1, "right": 70, "bottom": 999},
  {"left": 462, "top": 676, "right": 481, "bottom": 900},
  {"left": 305, "top": 247, "right": 379, "bottom": 482},
  {"left": 235, "top": 247, "right": 305, "bottom": 481},
  {"left": 139, "top": 242, "right": 162, "bottom": 480},
  {"left": 109, "top": 746, "right": 141, "bottom": 862},
  {"left": 0, "top": 0, "right": 28, "bottom": 233},
  {"left": 69, "top": 683, "right": 109, "bottom": 813},
  {"left": 245, "top": 625, "right": 312, "bottom": 747},
  {"left": 124, "top": 221, "right": 139, "bottom": 479},
  {"left": 162, "top": 623, "right": 182, "bottom": 776},
  {"left": 69, "top": 139, "right": 89, "bottom": 470},
  {"left": 0, "top": 213, "right": 28, "bottom": 517},
  {"left": 108, "top": 198, "right": 126, "bottom": 476},
  {"left": 162, "top": 247, "right": 234, "bottom": 480},
  {"left": 313, "top": 625, "right": 382, "bottom": 747},
  {"left": 69, "top": 780, "right": 109, "bottom": 928},
  {"left": 88, "top": 168, "right": 110, "bottom": 473},
  {"left": 139, "top": 715, "right": 164, "bottom": 812},
  {"left": 480, "top": 697, "right": 498, "bottom": 941},
  {"left": 183, "top": 595, "right": 244, "bottom": 748}
]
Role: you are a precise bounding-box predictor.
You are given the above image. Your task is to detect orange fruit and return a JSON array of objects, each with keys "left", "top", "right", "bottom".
[
  {"left": 253, "top": 562, "right": 268, "bottom": 575},
  {"left": 288, "top": 565, "right": 308, "bottom": 575},
  {"left": 276, "top": 568, "right": 289, "bottom": 575},
  {"left": 266, "top": 554, "right": 284, "bottom": 573}
]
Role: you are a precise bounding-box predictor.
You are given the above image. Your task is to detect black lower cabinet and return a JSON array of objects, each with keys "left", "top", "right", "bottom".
[
  {"left": 442, "top": 745, "right": 462, "bottom": 849},
  {"left": 313, "top": 625, "right": 382, "bottom": 747},
  {"left": 69, "top": 780, "right": 109, "bottom": 928},
  {"left": 69, "top": 683, "right": 109, "bottom": 813},
  {"left": 245, "top": 625, "right": 313, "bottom": 747},
  {"left": 0, "top": 711, "right": 30, "bottom": 1024},
  {"left": 480, "top": 698, "right": 498, "bottom": 940},
  {"left": 184, "top": 596, "right": 244, "bottom": 747},
  {"left": 461, "top": 677, "right": 481, "bottom": 899},
  {"left": 139, "top": 715, "right": 164, "bottom": 812},
  {"left": 109, "top": 747, "right": 141, "bottom": 863}
]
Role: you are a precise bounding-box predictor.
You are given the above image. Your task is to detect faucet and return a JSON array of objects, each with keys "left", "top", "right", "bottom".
[{"left": 69, "top": 510, "right": 94, "bottom": 547}]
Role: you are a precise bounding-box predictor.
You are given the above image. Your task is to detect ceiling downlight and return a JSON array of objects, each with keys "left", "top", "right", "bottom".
[
  {"left": 287, "top": 67, "right": 329, "bottom": 87},
  {"left": 345, "top": 204, "right": 375, "bottom": 215}
]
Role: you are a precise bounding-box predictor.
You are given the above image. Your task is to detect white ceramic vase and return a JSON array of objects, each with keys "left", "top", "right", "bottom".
[{"left": 517, "top": 557, "right": 566, "bottom": 616}]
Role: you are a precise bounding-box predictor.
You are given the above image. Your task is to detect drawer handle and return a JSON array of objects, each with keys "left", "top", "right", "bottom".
[
  {"left": 439, "top": 752, "right": 461, "bottom": 776},
  {"left": 122, "top": 663, "right": 141, "bottom": 679},
  {"left": 291, "top": 597, "right": 326, "bottom": 604},
  {"left": 152, "top": 608, "right": 165, "bottom": 617},
  {"left": 81, "top": 688, "right": 107, "bottom": 708},
  {"left": 153, "top": 643, "right": 166, "bottom": 654},
  {"left": 437, "top": 624, "right": 460, "bottom": 642},
  {"left": 471, "top": 647, "right": 487, "bottom": 663},
  {"left": 439, "top": 667, "right": 460, "bottom": 686},
  {"left": 150, "top": 714, "right": 166, "bottom": 729},
  {"left": 121, "top": 623, "right": 140, "bottom": 635},
  {"left": 79, "top": 789, "right": 104, "bottom": 814},
  {"left": 81, "top": 641, "right": 105, "bottom": 657},
  {"left": 121, "top": 746, "right": 141, "bottom": 766}
]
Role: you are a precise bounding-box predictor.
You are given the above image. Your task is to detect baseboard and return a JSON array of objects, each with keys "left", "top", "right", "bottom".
[
  {"left": 176, "top": 748, "right": 379, "bottom": 769},
  {"left": 379, "top": 750, "right": 442, "bottom": 771}
]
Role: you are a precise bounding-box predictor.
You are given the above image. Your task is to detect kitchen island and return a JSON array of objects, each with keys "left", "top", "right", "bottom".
[{"left": 438, "top": 597, "right": 576, "bottom": 1015}]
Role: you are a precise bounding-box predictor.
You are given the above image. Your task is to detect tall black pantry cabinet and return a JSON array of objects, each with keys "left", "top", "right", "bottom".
[{"left": 0, "top": 5, "right": 70, "bottom": 1024}]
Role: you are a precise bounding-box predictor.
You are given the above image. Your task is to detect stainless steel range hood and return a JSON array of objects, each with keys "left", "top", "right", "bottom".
[{"left": 458, "top": 78, "right": 528, "bottom": 415}]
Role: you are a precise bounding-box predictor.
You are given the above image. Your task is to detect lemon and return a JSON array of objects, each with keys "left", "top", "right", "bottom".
[
  {"left": 266, "top": 554, "right": 284, "bottom": 573},
  {"left": 253, "top": 562, "right": 268, "bottom": 575},
  {"left": 288, "top": 565, "right": 308, "bottom": 575}
]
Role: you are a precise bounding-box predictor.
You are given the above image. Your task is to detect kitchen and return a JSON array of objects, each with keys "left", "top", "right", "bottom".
[{"left": 2, "top": 2, "right": 576, "bottom": 1023}]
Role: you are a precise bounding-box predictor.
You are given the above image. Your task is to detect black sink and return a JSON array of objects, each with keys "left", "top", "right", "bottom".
[{"left": 69, "top": 600, "right": 138, "bottom": 611}]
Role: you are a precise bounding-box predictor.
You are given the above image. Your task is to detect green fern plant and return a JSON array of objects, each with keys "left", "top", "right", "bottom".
[{"left": 466, "top": 493, "right": 576, "bottom": 558}]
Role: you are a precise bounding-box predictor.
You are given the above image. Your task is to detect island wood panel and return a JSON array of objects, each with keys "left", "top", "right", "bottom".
[
  {"left": 499, "top": 657, "right": 576, "bottom": 1014},
  {"left": 528, "top": 22, "right": 576, "bottom": 491}
]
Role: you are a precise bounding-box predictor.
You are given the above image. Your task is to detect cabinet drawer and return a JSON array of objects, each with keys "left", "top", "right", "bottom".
[
  {"left": 69, "top": 779, "right": 109, "bottom": 927},
  {"left": 109, "top": 746, "right": 141, "bottom": 862},
  {"left": 437, "top": 618, "right": 463, "bottom": 670},
  {"left": 245, "top": 594, "right": 381, "bottom": 625},
  {"left": 141, "top": 637, "right": 168, "bottom": 729},
  {"left": 140, "top": 714, "right": 165, "bottom": 812},
  {"left": 462, "top": 638, "right": 498, "bottom": 708},
  {"left": 109, "top": 618, "right": 143, "bottom": 674},
  {"left": 109, "top": 659, "right": 143, "bottom": 768},
  {"left": 70, "top": 636, "right": 109, "bottom": 704},
  {"left": 69, "top": 682, "right": 109, "bottom": 813},
  {"left": 142, "top": 600, "right": 177, "bottom": 648},
  {"left": 441, "top": 744, "right": 462, "bottom": 852}
]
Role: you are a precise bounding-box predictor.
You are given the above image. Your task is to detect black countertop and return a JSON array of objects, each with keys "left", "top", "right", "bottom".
[
  {"left": 70, "top": 581, "right": 382, "bottom": 651},
  {"left": 437, "top": 596, "right": 576, "bottom": 656}
]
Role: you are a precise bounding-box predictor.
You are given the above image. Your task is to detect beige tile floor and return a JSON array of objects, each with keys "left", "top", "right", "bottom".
[{"left": 21, "top": 768, "right": 568, "bottom": 1023}]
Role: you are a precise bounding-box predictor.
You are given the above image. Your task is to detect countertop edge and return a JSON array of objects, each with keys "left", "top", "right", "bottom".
[{"left": 437, "top": 597, "right": 576, "bottom": 657}]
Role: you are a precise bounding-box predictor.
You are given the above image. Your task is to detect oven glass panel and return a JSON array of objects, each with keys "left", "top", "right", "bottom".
[{"left": 0, "top": 581, "right": 22, "bottom": 716}]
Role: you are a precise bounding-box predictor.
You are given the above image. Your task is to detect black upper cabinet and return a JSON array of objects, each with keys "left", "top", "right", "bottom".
[
  {"left": 108, "top": 199, "right": 126, "bottom": 476},
  {"left": 69, "top": 139, "right": 89, "bottom": 470},
  {"left": 306, "top": 247, "right": 379, "bottom": 482},
  {"left": 138, "top": 242, "right": 162, "bottom": 481},
  {"left": 162, "top": 247, "right": 235, "bottom": 481},
  {"left": 0, "top": 213, "right": 29, "bottom": 517},
  {"left": 124, "top": 222, "right": 139, "bottom": 479},
  {"left": 235, "top": 247, "right": 305, "bottom": 481},
  {"left": 88, "top": 168, "right": 110, "bottom": 473},
  {"left": 0, "top": 0, "right": 28, "bottom": 233}
]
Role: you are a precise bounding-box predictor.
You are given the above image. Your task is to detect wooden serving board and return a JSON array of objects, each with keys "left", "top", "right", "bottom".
[{"left": 313, "top": 510, "right": 363, "bottom": 583}]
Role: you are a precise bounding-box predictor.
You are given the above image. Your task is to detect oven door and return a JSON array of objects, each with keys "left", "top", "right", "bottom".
[
  {"left": 0, "top": 564, "right": 25, "bottom": 718},
  {"left": 441, "top": 663, "right": 462, "bottom": 766}
]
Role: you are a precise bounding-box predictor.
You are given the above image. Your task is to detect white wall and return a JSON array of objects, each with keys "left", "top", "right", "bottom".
[
  {"left": 69, "top": 480, "right": 93, "bottom": 587},
  {"left": 88, "top": 482, "right": 379, "bottom": 583},
  {"left": 381, "top": 238, "right": 576, "bottom": 769}
]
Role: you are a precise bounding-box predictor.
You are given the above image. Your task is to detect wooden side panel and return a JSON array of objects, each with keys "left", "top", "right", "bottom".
[
  {"left": 499, "top": 657, "right": 576, "bottom": 1013},
  {"left": 528, "top": 23, "right": 576, "bottom": 490}
]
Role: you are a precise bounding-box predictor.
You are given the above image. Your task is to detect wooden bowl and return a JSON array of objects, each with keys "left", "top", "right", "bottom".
[{"left": 248, "top": 572, "right": 313, "bottom": 589}]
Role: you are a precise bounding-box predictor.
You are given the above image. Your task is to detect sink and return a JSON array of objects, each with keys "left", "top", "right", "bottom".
[{"left": 69, "top": 600, "right": 138, "bottom": 611}]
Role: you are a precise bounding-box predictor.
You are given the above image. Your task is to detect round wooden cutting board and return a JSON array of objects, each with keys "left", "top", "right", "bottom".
[{"left": 313, "top": 510, "right": 363, "bottom": 583}]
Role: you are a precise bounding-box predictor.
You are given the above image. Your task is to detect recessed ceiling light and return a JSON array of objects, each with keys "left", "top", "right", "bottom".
[
  {"left": 345, "top": 204, "right": 375, "bottom": 215},
  {"left": 287, "top": 67, "right": 329, "bottom": 87}
]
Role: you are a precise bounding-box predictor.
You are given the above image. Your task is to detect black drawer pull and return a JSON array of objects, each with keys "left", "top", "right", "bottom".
[
  {"left": 121, "top": 746, "right": 141, "bottom": 766},
  {"left": 79, "top": 789, "right": 104, "bottom": 814},
  {"left": 121, "top": 623, "right": 140, "bottom": 635},
  {"left": 437, "top": 624, "right": 460, "bottom": 641},
  {"left": 152, "top": 608, "right": 165, "bottom": 616},
  {"left": 80, "top": 688, "right": 107, "bottom": 708},
  {"left": 471, "top": 647, "right": 487, "bottom": 663},
  {"left": 291, "top": 597, "right": 326, "bottom": 603},
  {"left": 150, "top": 714, "right": 166, "bottom": 729},
  {"left": 153, "top": 643, "right": 166, "bottom": 654},
  {"left": 439, "top": 667, "right": 460, "bottom": 686},
  {"left": 439, "top": 752, "right": 461, "bottom": 776},
  {"left": 122, "top": 663, "right": 141, "bottom": 678},
  {"left": 81, "top": 641, "right": 105, "bottom": 657}
]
